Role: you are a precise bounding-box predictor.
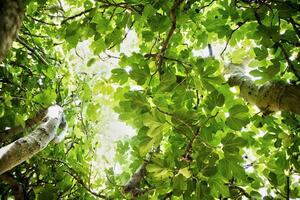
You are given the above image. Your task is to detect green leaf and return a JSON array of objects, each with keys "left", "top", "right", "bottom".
[
  {"left": 33, "top": 88, "right": 57, "bottom": 107},
  {"left": 226, "top": 104, "right": 250, "bottom": 130},
  {"left": 202, "top": 165, "right": 218, "bottom": 177},
  {"left": 208, "top": 176, "right": 229, "bottom": 198},
  {"left": 129, "top": 66, "right": 149, "bottom": 85},
  {"left": 91, "top": 38, "right": 106, "bottom": 54},
  {"left": 173, "top": 174, "right": 187, "bottom": 196},
  {"left": 111, "top": 68, "right": 128, "bottom": 85},
  {"left": 218, "top": 158, "right": 246, "bottom": 180},
  {"left": 86, "top": 103, "right": 99, "bottom": 121},
  {"left": 159, "top": 71, "right": 177, "bottom": 91},
  {"left": 142, "top": 30, "right": 154, "bottom": 42},
  {"left": 87, "top": 58, "right": 97, "bottom": 67},
  {"left": 15, "top": 113, "right": 25, "bottom": 128},
  {"left": 254, "top": 47, "right": 268, "bottom": 61},
  {"left": 226, "top": 116, "right": 248, "bottom": 131},
  {"left": 205, "top": 90, "right": 225, "bottom": 110},
  {"left": 221, "top": 133, "right": 247, "bottom": 155},
  {"left": 268, "top": 171, "right": 278, "bottom": 186}
]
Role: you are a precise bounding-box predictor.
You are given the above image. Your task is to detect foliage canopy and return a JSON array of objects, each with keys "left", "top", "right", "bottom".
[{"left": 0, "top": 0, "right": 300, "bottom": 199}]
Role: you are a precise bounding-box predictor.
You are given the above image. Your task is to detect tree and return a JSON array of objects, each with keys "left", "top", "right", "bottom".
[{"left": 0, "top": 0, "right": 300, "bottom": 199}]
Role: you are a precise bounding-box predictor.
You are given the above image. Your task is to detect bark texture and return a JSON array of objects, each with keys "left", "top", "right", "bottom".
[
  {"left": 0, "top": 0, "right": 24, "bottom": 62},
  {"left": 0, "top": 105, "right": 66, "bottom": 175},
  {"left": 123, "top": 150, "right": 154, "bottom": 197},
  {"left": 123, "top": 162, "right": 147, "bottom": 196},
  {"left": 0, "top": 109, "right": 47, "bottom": 142},
  {"left": 227, "top": 64, "right": 300, "bottom": 114}
]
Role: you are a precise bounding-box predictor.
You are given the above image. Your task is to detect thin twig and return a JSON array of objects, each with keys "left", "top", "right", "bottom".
[
  {"left": 61, "top": 8, "right": 93, "bottom": 24},
  {"left": 288, "top": 17, "right": 300, "bottom": 38},
  {"left": 220, "top": 21, "right": 246, "bottom": 56},
  {"left": 16, "top": 36, "right": 49, "bottom": 65},
  {"left": 208, "top": 43, "right": 213, "bottom": 57},
  {"left": 108, "top": 20, "right": 135, "bottom": 50},
  {"left": 144, "top": 53, "right": 191, "bottom": 67},
  {"left": 278, "top": 42, "right": 300, "bottom": 80},
  {"left": 286, "top": 176, "right": 290, "bottom": 200},
  {"left": 199, "top": 0, "right": 216, "bottom": 11},
  {"left": 41, "top": 157, "right": 108, "bottom": 199},
  {"left": 182, "top": 112, "right": 219, "bottom": 159},
  {"left": 28, "top": 16, "right": 59, "bottom": 26}
]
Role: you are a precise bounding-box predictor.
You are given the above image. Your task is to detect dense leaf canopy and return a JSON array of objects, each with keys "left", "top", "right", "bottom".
[{"left": 0, "top": 0, "right": 300, "bottom": 199}]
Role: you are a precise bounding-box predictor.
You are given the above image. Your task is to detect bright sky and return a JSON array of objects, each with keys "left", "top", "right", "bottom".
[{"left": 64, "top": 30, "right": 139, "bottom": 179}]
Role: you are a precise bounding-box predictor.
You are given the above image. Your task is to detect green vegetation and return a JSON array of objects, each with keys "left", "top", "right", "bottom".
[{"left": 0, "top": 0, "right": 300, "bottom": 199}]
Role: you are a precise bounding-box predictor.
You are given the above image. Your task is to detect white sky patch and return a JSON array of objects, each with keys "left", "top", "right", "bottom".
[
  {"left": 47, "top": 105, "right": 63, "bottom": 118},
  {"left": 243, "top": 148, "right": 257, "bottom": 173},
  {"left": 66, "top": 30, "right": 140, "bottom": 178},
  {"left": 192, "top": 42, "right": 225, "bottom": 59},
  {"left": 50, "top": 14, "right": 141, "bottom": 179},
  {"left": 93, "top": 105, "right": 135, "bottom": 176},
  {"left": 229, "top": 87, "right": 238, "bottom": 93},
  {"left": 120, "top": 29, "right": 139, "bottom": 56},
  {"left": 224, "top": 112, "right": 229, "bottom": 118},
  {"left": 258, "top": 188, "right": 268, "bottom": 198},
  {"left": 244, "top": 66, "right": 260, "bottom": 81},
  {"left": 130, "top": 85, "right": 143, "bottom": 91},
  {"left": 257, "top": 130, "right": 266, "bottom": 137},
  {"left": 253, "top": 105, "right": 261, "bottom": 113},
  {"left": 253, "top": 130, "right": 267, "bottom": 140}
]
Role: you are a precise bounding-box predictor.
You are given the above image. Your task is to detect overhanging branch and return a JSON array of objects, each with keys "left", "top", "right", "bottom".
[
  {"left": 16, "top": 36, "right": 49, "bottom": 65},
  {"left": 0, "top": 105, "right": 66, "bottom": 175},
  {"left": 156, "top": 0, "right": 184, "bottom": 74},
  {"left": 226, "top": 64, "right": 300, "bottom": 115},
  {"left": 0, "top": 109, "right": 47, "bottom": 142}
]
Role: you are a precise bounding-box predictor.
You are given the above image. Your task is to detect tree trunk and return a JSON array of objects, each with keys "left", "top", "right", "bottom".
[
  {"left": 227, "top": 64, "right": 300, "bottom": 115},
  {"left": 0, "top": 105, "right": 66, "bottom": 175},
  {"left": 0, "top": 0, "right": 24, "bottom": 62}
]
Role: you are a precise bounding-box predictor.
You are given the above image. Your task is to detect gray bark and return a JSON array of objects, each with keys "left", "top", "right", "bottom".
[
  {"left": 0, "top": 105, "right": 67, "bottom": 175},
  {"left": 227, "top": 64, "right": 300, "bottom": 115},
  {"left": 0, "top": 109, "right": 47, "bottom": 142}
]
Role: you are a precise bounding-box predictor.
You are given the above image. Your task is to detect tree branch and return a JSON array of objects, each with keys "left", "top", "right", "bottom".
[
  {"left": 286, "top": 176, "right": 290, "bottom": 200},
  {"left": 144, "top": 53, "right": 191, "bottom": 67},
  {"left": 0, "top": 172, "right": 24, "bottom": 200},
  {"left": 61, "top": 8, "right": 93, "bottom": 24},
  {"left": 156, "top": 0, "right": 184, "bottom": 74},
  {"left": 41, "top": 157, "right": 108, "bottom": 199},
  {"left": 182, "top": 112, "right": 218, "bottom": 160},
  {"left": 0, "top": 105, "right": 66, "bottom": 175},
  {"left": 220, "top": 21, "right": 246, "bottom": 56},
  {"left": 277, "top": 42, "right": 300, "bottom": 80},
  {"left": 288, "top": 17, "right": 300, "bottom": 38},
  {"left": 123, "top": 149, "right": 155, "bottom": 197},
  {"left": 226, "top": 63, "right": 300, "bottom": 115},
  {"left": 16, "top": 36, "right": 49, "bottom": 65},
  {"left": 0, "top": 109, "right": 47, "bottom": 142}
]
